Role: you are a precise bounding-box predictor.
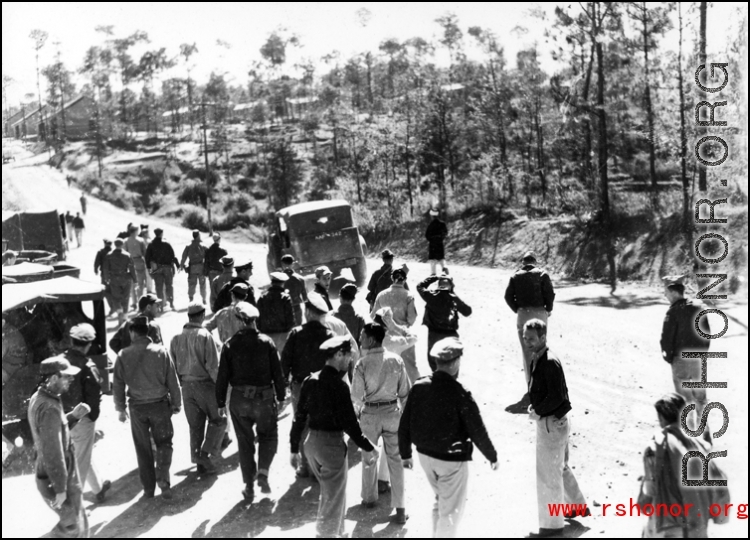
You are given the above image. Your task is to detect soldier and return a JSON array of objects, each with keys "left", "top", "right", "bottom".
[
  {"left": 280, "top": 254, "right": 308, "bottom": 326},
  {"left": 205, "top": 283, "right": 251, "bottom": 344},
  {"left": 366, "top": 249, "right": 395, "bottom": 308},
  {"left": 313, "top": 266, "right": 334, "bottom": 311},
  {"left": 79, "top": 191, "right": 87, "bottom": 216},
  {"left": 72, "top": 212, "right": 85, "bottom": 248},
  {"left": 425, "top": 209, "right": 448, "bottom": 275},
  {"left": 29, "top": 358, "right": 91, "bottom": 538},
  {"left": 371, "top": 264, "right": 418, "bottom": 383},
  {"left": 211, "top": 256, "right": 235, "bottom": 312},
  {"left": 64, "top": 211, "right": 74, "bottom": 242},
  {"left": 214, "top": 259, "right": 256, "bottom": 312},
  {"left": 216, "top": 302, "right": 286, "bottom": 501},
  {"left": 504, "top": 251, "right": 555, "bottom": 395},
  {"left": 352, "top": 323, "right": 411, "bottom": 524},
  {"left": 417, "top": 273, "right": 472, "bottom": 372},
  {"left": 102, "top": 238, "right": 136, "bottom": 326},
  {"left": 145, "top": 228, "right": 179, "bottom": 311},
  {"left": 290, "top": 336, "right": 377, "bottom": 538},
  {"left": 170, "top": 303, "right": 224, "bottom": 475},
  {"left": 399, "top": 337, "right": 499, "bottom": 538},
  {"left": 332, "top": 284, "right": 366, "bottom": 348},
  {"left": 139, "top": 225, "right": 154, "bottom": 295},
  {"left": 257, "top": 272, "right": 295, "bottom": 354},
  {"left": 523, "top": 319, "right": 587, "bottom": 538},
  {"left": 205, "top": 233, "right": 228, "bottom": 307},
  {"left": 59, "top": 324, "right": 111, "bottom": 503},
  {"left": 113, "top": 316, "right": 182, "bottom": 500},
  {"left": 93, "top": 239, "right": 114, "bottom": 315},
  {"left": 110, "top": 293, "right": 163, "bottom": 354},
  {"left": 181, "top": 230, "right": 208, "bottom": 304},
  {"left": 281, "top": 294, "right": 335, "bottom": 478},
  {"left": 125, "top": 224, "right": 149, "bottom": 311}
]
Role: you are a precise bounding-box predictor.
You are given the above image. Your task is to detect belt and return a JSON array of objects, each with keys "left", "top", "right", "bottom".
[
  {"left": 364, "top": 399, "right": 398, "bottom": 408},
  {"left": 310, "top": 430, "right": 344, "bottom": 438},
  {"left": 233, "top": 384, "right": 273, "bottom": 400},
  {"left": 234, "top": 384, "right": 272, "bottom": 391}
]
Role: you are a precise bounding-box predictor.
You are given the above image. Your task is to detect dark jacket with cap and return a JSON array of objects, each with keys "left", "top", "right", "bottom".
[
  {"left": 425, "top": 218, "right": 448, "bottom": 260},
  {"left": 145, "top": 237, "right": 178, "bottom": 268},
  {"left": 214, "top": 277, "right": 256, "bottom": 312},
  {"left": 314, "top": 283, "right": 333, "bottom": 311},
  {"left": 110, "top": 316, "right": 162, "bottom": 354},
  {"left": 282, "top": 269, "right": 308, "bottom": 305},
  {"left": 102, "top": 248, "right": 135, "bottom": 283},
  {"left": 399, "top": 371, "right": 497, "bottom": 463},
  {"left": 257, "top": 285, "right": 295, "bottom": 334},
  {"left": 59, "top": 349, "right": 102, "bottom": 424},
  {"left": 281, "top": 320, "right": 335, "bottom": 382},
  {"left": 504, "top": 264, "right": 555, "bottom": 313},
  {"left": 660, "top": 298, "right": 711, "bottom": 363},
  {"left": 94, "top": 245, "right": 111, "bottom": 275},
  {"left": 529, "top": 348, "right": 572, "bottom": 420},
  {"left": 204, "top": 244, "right": 228, "bottom": 274},
  {"left": 416, "top": 275, "right": 472, "bottom": 333}
]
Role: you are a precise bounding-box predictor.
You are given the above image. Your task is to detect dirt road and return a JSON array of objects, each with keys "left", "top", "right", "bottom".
[{"left": 3, "top": 155, "right": 748, "bottom": 538}]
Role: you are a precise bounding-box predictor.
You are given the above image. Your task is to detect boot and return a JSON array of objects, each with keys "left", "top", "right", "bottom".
[{"left": 394, "top": 508, "right": 409, "bottom": 525}]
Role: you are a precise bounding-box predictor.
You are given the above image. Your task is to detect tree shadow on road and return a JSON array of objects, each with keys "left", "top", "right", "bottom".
[{"left": 558, "top": 293, "right": 664, "bottom": 310}]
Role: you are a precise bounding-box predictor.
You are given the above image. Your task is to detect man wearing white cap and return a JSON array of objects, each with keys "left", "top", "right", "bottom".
[
  {"left": 257, "top": 272, "right": 295, "bottom": 355},
  {"left": 59, "top": 323, "right": 111, "bottom": 503}
]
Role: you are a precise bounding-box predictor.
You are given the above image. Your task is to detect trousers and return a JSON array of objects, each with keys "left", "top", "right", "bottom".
[
  {"left": 208, "top": 271, "right": 222, "bottom": 308},
  {"left": 229, "top": 388, "right": 278, "bottom": 483},
  {"left": 36, "top": 450, "right": 89, "bottom": 538},
  {"left": 429, "top": 259, "right": 447, "bottom": 275},
  {"left": 292, "top": 304, "right": 305, "bottom": 327},
  {"left": 129, "top": 401, "right": 174, "bottom": 494},
  {"left": 427, "top": 329, "right": 459, "bottom": 372},
  {"left": 187, "top": 273, "right": 207, "bottom": 303},
  {"left": 670, "top": 356, "right": 707, "bottom": 407},
  {"left": 153, "top": 267, "right": 175, "bottom": 306},
  {"left": 360, "top": 405, "right": 404, "bottom": 508},
  {"left": 291, "top": 380, "right": 310, "bottom": 473},
  {"left": 109, "top": 278, "right": 132, "bottom": 314},
  {"left": 182, "top": 381, "right": 226, "bottom": 460},
  {"left": 643, "top": 518, "right": 708, "bottom": 538},
  {"left": 69, "top": 417, "right": 103, "bottom": 494},
  {"left": 400, "top": 345, "right": 420, "bottom": 384},
  {"left": 131, "top": 264, "right": 148, "bottom": 307},
  {"left": 305, "top": 430, "right": 348, "bottom": 538},
  {"left": 418, "top": 453, "right": 469, "bottom": 538},
  {"left": 517, "top": 307, "right": 548, "bottom": 386},
  {"left": 535, "top": 415, "right": 586, "bottom": 529},
  {"left": 74, "top": 229, "right": 84, "bottom": 248}
]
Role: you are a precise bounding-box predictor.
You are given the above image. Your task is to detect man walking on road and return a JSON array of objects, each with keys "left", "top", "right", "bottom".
[
  {"left": 110, "top": 293, "right": 163, "bottom": 354},
  {"left": 72, "top": 213, "right": 85, "bottom": 248},
  {"left": 504, "top": 251, "right": 555, "bottom": 395},
  {"left": 205, "top": 283, "right": 251, "bottom": 344},
  {"left": 332, "top": 284, "right": 366, "bottom": 348},
  {"left": 416, "top": 273, "right": 472, "bottom": 372},
  {"left": 366, "top": 249, "right": 395, "bottom": 308},
  {"left": 214, "top": 259, "right": 256, "bottom": 312},
  {"left": 216, "top": 302, "right": 286, "bottom": 501},
  {"left": 79, "top": 192, "right": 87, "bottom": 216},
  {"left": 371, "top": 264, "right": 419, "bottom": 382},
  {"left": 28, "top": 358, "right": 91, "bottom": 538},
  {"left": 170, "top": 303, "right": 225, "bottom": 475},
  {"left": 181, "top": 230, "right": 208, "bottom": 305},
  {"left": 65, "top": 211, "right": 74, "bottom": 243},
  {"left": 145, "top": 228, "right": 179, "bottom": 311},
  {"left": 290, "top": 336, "right": 377, "bottom": 538},
  {"left": 211, "top": 256, "right": 235, "bottom": 312},
  {"left": 352, "top": 323, "right": 411, "bottom": 524},
  {"left": 280, "top": 255, "right": 308, "bottom": 326},
  {"left": 125, "top": 225, "right": 149, "bottom": 311},
  {"left": 205, "top": 233, "right": 228, "bottom": 308},
  {"left": 113, "top": 316, "right": 182, "bottom": 500},
  {"left": 524, "top": 319, "right": 587, "bottom": 538},
  {"left": 399, "top": 337, "right": 499, "bottom": 538},
  {"left": 102, "top": 238, "right": 136, "bottom": 327},
  {"left": 425, "top": 210, "right": 448, "bottom": 275},
  {"left": 313, "top": 266, "right": 334, "bottom": 311},
  {"left": 94, "top": 239, "right": 114, "bottom": 315},
  {"left": 58, "top": 324, "right": 111, "bottom": 503},
  {"left": 257, "top": 272, "right": 295, "bottom": 355}
]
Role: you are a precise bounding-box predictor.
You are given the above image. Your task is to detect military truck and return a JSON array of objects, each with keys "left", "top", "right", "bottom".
[
  {"left": 2, "top": 210, "right": 67, "bottom": 260},
  {"left": 266, "top": 200, "right": 368, "bottom": 293}
]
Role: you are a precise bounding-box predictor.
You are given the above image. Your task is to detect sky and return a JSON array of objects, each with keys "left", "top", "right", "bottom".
[{"left": 2, "top": 2, "right": 747, "bottom": 105}]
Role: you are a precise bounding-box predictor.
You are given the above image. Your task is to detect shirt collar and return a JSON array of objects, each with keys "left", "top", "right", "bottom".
[
  {"left": 531, "top": 346, "right": 549, "bottom": 364},
  {"left": 39, "top": 386, "right": 62, "bottom": 400},
  {"left": 362, "top": 346, "right": 385, "bottom": 356},
  {"left": 184, "top": 322, "right": 204, "bottom": 329}
]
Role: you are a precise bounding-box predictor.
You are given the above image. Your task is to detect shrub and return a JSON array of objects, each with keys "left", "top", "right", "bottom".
[
  {"left": 178, "top": 181, "right": 208, "bottom": 206},
  {"left": 181, "top": 208, "right": 208, "bottom": 230}
]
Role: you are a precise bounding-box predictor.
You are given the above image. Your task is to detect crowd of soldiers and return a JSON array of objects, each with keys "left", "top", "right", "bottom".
[{"left": 24, "top": 223, "right": 727, "bottom": 538}]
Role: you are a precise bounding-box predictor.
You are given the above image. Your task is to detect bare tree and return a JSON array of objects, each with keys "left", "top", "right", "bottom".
[
  {"left": 29, "top": 29, "right": 49, "bottom": 144},
  {"left": 179, "top": 43, "right": 198, "bottom": 130}
]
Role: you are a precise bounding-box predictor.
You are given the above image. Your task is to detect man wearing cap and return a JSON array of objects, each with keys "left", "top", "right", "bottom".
[
  {"left": 145, "top": 228, "right": 179, "bottom": 311},
  {"left": 332, "top": 284, "right": 366, "bottom": 348},
  {"left": 205, "top": 283, "right": 250, "bottom": 343},
  {"left": 139, "top": 225, "right": 154, "bottom": 294},
  {"left": 59, "top": 324, "right": 111, "bottom": 503},
  {"left": 214, "top": 259, "right": 256, "bottom": 312},
  {"left": 211, "top": 256, "right": 235, "bottom": 312},
  {"left": 125, "top": 224, "right": 149, "bottom": 311},
  {"left": 399, "top": 337, "right": 499, "bottom": 538},
  {"left": 110, "top": 293, "right": 163, "bottom": 354},
  {"left": 504, "top": 251, "right": 555, "bottom": 394},
  {"left": 417, "top": 273, "right": 473, "bottom": 373},
  {"left": 205, "top": 233, "right": 228, "bottom": 304},
  {"left": 366, "top": 249, "right": 395, "bottom": 308},
  {"left": 352, "top": 323, "right": 411, "bottom": 523},
  {"left": 660, "top": 275, "right": 711, "bottom": 432},
  {"left": 313, "top": 266, "right": 334, "bottom": 311},
  {"left": 371, "top": 264, "right": 419, "bottom": 382},
  {"left": 281, "top": 254, "right": 308, "bottom": 326},
  {"left": 523, "top": 319, "right": 587, "bottom": 538},
  {"left": 28, "top": 358, "right": 92, "bottom": 538},
  {"left": 113, "top": 315, "right": 182, "bottom": 500},
  {"left": 170, "top": 303, "right": 224, "bottom": 475},
  {"left": 258, "top": 272, "right": 295, "bottom": 354},
  {"left": 281, "top": 293, "right": 335, "bottom": 478},
  {"left": 181, "top": 230, "right": 208, "bottom": 304},
  {"left": 216, "top": 302, "right": 286, "bottom": 501},
  {"left": 94, "top": 239, "right": 115, "bottom": 315},
  {"left": 103, "top": 238, "right": 137, "bottom": 327},
  {"left": 425, "top": 210, "right": 448, "bottom": 275},
  {"left": 290, "top": 336, "right": 377, "bottom": 538}
]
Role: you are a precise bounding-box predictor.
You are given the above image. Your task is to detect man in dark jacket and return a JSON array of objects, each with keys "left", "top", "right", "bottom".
[
  {"left": 103, "top": 238, "right": 136, "bottom": 326},
  {"left": 425, "top": 210, "right": 448, "bottom": 275},
  {"left": 216, "top": 302, "right": 286, "bottom": 501},
  {"left": 399, "top": 337, "right": 498, "bottom": 538},
  {"left": 504, "top": 251, "right": 556, "bottom": 393},
  {"left": 181, "top": 230, "right": 207, "bottom": 304},
  {"left": 110, "top": 293, "right": 163, "bottom": 354},
  {"left": 332, "top": 284, "right": 366, "bottom": 347},
  {"left": 366, "top": 249, "right": 395, "bottom": 308},
  {"left": 416, "top": 273, "right": 472, "bottom": 372},
  {"left": 205, "top": 233, "right": 228, "bottom": 308},
  {"left": 145, "top": 228, "right": 179, "bottom": 311},
  {"left": 214, "top": 259, "right": 256, "bottom": 312},
  {"left": 313, "top": 266, "right": 334, "bottom": 311},
  {"left": 258, "top": 272, "right": 295, "bottom": 354},
  {"left": 523, "top": 319, "right": 587, "bottom": 537},
  {"left": 281, "top": 255, "right": 308, "bottom": 326},
  {"left": 94, "top": 239, "right": 114, "bottom": 315},
  {"left": 211, "top": 256, "right": 235, "bottom": 313}
]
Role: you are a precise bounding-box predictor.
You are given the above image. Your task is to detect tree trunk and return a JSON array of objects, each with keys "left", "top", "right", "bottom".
[
  {"left": 678, "top": 3, "right": 690, "bottom": 236},
  {"left": 187, "top": 72, "right": 194, "bottom": 131},
  {"left": 582, "top": 43, "right": 595, "bottom": 189},
  {"left": 535, "top": 98, "right": 547, "bottom": 202},
  {"left": 698, "top": 1, "right": 707, "bottom": 192},
  {"left": 489, "top": 59, "right": 507, "bottom": 165},
  {"left": 641, "top": 3, "right": 658, "bottom": 209}
]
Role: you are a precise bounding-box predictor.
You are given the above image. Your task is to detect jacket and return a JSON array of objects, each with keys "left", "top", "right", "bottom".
[
  {"left": 205, "top": 244, "right": 228, "bottom": 273},
  {"left": 399, "top": 371, "right": 497, "bottom": 463},
  {"left": 282, "top": 269, "right": 308, "bottom": 305},
  {"left": 102, "top": 248, "right": 135, "bottom": 283},
  {"left": 28, "top": 387, "right": 76, "bottom": 494},
  {"left": 366, "top": 264, "right": 392, "bottom": 305},
  {"left": 214, "top": 277, "right": 256, "bottom": 312},
  {"left": 331, "top": 304, "right": 366, "bottom": 346},
  {"left": 94, "top": 246, "right": 111, "bottom": 275},
  {"left": 145, "top": 237, "right": 179, "bottom": 268},
  {"left": 660, "top": 298, "right": 711, "bottom": 363},
  {"left": 281, "top": 321, "right": 334, "bottom": 382},
  {"left": 258, "top": 285, "right": 295, "bottom": 333},
  {"left": 59, "top": 349, "right": 102, "bottom": 424},
  {"left": 529, "top": 348, "right": 572, "bottom": 419},
  {"left": 181, "top": 240, "right": 206, "bottom": 271},
  {"left": 371, "top": 283, "right": 417, "bottom": 329},
  {"left": 204, "top": 305, "right": 246, "bottom": 344},
  {"left": 170, "top": 322, "right": 221, "bottom": 383},
  {"left": 314, "top": 283, "right": 333, "bottom": 311},
  {"left": 110, "top": 315, "right": 163, "bottom": 354},
  {"left": 416, "top": 275, "right": 472, "bottom": 332},
  {"left": 504, "top": 265, "right": 555, "bottom": 313}
]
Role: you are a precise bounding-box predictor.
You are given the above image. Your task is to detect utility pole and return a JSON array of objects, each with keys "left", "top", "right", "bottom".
[{"left": 201, "top": 101, "right": 213, "bottom": 234}]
